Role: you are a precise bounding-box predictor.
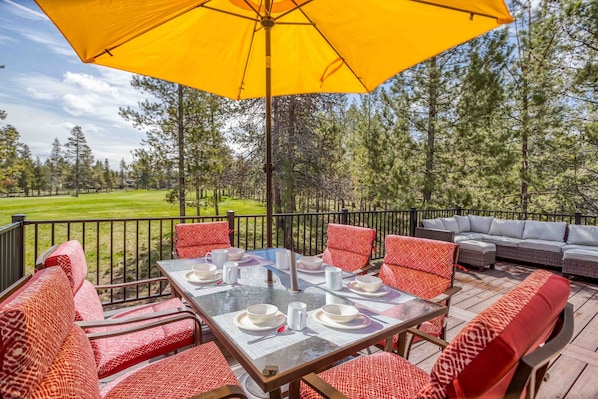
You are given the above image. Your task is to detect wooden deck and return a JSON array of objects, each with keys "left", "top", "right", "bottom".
[
  {"left": 222, "top": 260, "right": 598, "bottom": 399},
  {"left": 409, "top": 260, "right": 598, "bottom": 399}
]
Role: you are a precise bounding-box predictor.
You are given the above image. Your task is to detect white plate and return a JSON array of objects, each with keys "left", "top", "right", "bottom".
[
  {"left": 296, "top": 261, "right": 325, "bottom": 274},
  {"left": 347, "top": 281, "right": 390, "bottom": 297},
  {"left": 184, "top": 270, "right": 222, "bottom": 284},
  {"left": 234, "top": 311, "right": 286, "bottom": 331},
  {"left": 236, "top": 255, "right": 252, "bottom": 264},
  {"left": 312, "top": 309, "right": 371, "bottom": 330}
]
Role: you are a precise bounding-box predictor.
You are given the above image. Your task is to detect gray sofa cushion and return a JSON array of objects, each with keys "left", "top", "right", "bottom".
[
  {"left": 562, "top": 244, "right": 598, "bottom": 252},
  {"left": 567, "top": 224, "right": 598, "bottom": 247},
  {"left": 455, "top": 232, "right": 487, "bottom": 241},
  {"left": 468, "top": 215, "right": 494, "bottom": 234},
  {"left": 454, "top": 215, "right": 471, "bottom": 232},
  {"left": 458, "top": 240, "right": 496, "bottom": 254},
  {"left": 483, "top": 235, "right": 522, "bottom": 247},
  {"left": 422, "top": 218, "right": 445, "bottom": 230},
  {"left": 440, "top": 217, "right": 460, "bottom": 233},
  {"left": 522, "top": 221, "right": 566, "bottom": 242},
  {"left": 563, "top": 247, "right": 598, "bottom": 261},
  {"left": 518, "top": 239, "right": 566, "bottom": 253},
  {"left": 489, "top": 219, "right": 525, "bottom": 239}
]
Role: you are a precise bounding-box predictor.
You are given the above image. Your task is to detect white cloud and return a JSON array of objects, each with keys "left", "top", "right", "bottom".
[
  {"left": 63, "top": 93, "right": 95, "bottom": 115},
  {"left": 27, "top": 87, "right": 55, "bottom": 100},
  {"left": 3, "top": 0, "right": 48, "bottom": 21}
]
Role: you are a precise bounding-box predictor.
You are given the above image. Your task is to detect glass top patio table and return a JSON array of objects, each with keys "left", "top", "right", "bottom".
[{"left": 157, "top": 248, "right": 447, "bottom": 399}]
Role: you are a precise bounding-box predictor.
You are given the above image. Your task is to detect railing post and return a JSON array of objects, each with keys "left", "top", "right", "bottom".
[
  {"left": 409, "top": 207, "right": 418, "bottom": 237},
  {"left": 341, "top": 208, "right": 349, "bottom": 225},
  {"left": 456, "top": 206, "right": 462, "bottom": 216},
  {"left": 11, "top": 214, "right": 26, "bottom": 279},
  {"left": 226, "top": 210, "right": 235, "bottom": 246},
  {"left": 575, "top": 212, "right": 581, "bottom": 225}
]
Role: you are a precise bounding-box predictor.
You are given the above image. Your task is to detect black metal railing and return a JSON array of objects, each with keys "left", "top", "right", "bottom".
[{"left": 1, "top": 207, "right": 594, "bottom": 299}]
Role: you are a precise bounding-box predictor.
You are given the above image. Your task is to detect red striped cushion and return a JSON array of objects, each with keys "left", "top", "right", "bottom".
[
  {"left": 383, "top": 235, "right": 456, "bottom": 280},
  {"left": 300, "top": 351, "right": 430, "bottom": 399},
  {"left": 30, "top": 325, "right": 101, "bottom": 399},
  {"left": 43, "top": 240, "right": 89, "bottom": 293},
  {"left": 322, "top": 224, "right": 375, "bottom": 272},
  {"left": 101, "top": 341, "right": 240, "bottom": 398},
  {"left": 417, "top": 269, "right": 570, "bottom": 399},
  {"left": 89, "top": 298, "right": 194, "bottom": 379},
  {"left": 0, "top": 268, "right": 75, "bottom": 398},
  {"left": 175, "top": 222, "right": 231, "bottom": 258}
]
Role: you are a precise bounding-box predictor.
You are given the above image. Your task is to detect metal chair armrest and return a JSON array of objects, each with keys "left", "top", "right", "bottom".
[
  {"left": 78, "top": 308, "right": 202, "bottom": 344},
  {"left": 429, "top": 285, "right": 462, "bottom": 303},
  {"left": 302, "top": 373, "right": 349, "bottom": 399},
  {"left": 403, "top": 327, "right": 449, "bottom": 349},
  {"left": 94, "top": 276, "right": 168, "bottom": 290},
  {"left": 188, "top": 384, "right": 248, "bottom": 399}
]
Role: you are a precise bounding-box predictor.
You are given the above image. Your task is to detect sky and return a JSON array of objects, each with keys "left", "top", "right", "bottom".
[{"left": 0, "top": 0, "right": 145, "bottom": 168}]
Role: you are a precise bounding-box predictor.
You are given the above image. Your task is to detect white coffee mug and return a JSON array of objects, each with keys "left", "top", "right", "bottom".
[
  {"left": 222, "top": 261, "right": 239, "bottom": 284},
  {"left": 325, "top": 266, "right": 343, "bottom": 291},
  {"left": 287, "top": 302, "right": 307, "bottom": 331},
  {"left": 206, "top": 249, "right": 228, "bottom": 268},
  {"left": 275, "top": 249, "right": 290, "bottom": 270}
]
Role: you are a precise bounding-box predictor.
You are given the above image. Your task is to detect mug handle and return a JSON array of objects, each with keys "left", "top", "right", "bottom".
[{"left": 204, "top": 252, "right": 212, "bottom": 263}]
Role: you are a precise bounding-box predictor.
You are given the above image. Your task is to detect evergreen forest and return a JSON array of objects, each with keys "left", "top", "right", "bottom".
[{"left": 1, "top": 1, "right": 596, "bottom": 215}]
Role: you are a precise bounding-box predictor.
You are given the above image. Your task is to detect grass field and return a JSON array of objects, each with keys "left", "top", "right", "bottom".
[{"left": 0, "top": 190, "right": 265, "bottom": 225}]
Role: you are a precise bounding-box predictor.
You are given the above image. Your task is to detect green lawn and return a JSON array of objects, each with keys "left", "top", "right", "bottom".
[{"left": 0, "top": 190, "right": 265, "bottom": 225}]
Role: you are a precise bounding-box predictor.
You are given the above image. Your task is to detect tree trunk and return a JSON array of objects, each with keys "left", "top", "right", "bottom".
[{"left": 423, "top": 57, "right": 438, "bottom": 206}]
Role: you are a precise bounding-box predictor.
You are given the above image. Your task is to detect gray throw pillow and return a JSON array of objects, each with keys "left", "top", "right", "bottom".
[
  {"left": 488, "top": 219, "right": 525, "bottom": 239},
  {"left": 454, "top": 215, "right": 471, "bottom": 232},
  {"left": 422, "top": 218, "right": 445, "bottom": 230},
  {"left": 522, "top": 221, "right": 567, "bottom": 242},
  {"left": 567, "top": 225, "right": 598, "bottom": 246},
  {"left": 468, "top": 215, "right": 494, "bottom": 234},
  {"left": 440, "top": 217, "right": 460, "bottom": 233}
]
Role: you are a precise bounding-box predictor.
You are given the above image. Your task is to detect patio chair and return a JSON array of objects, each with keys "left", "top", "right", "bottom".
[
  {"left": 40, "top": 240, "right": 199, "bottom": 379},
  {"left": 378, "top": 235, "right": 460, "bottom": 358},
  {"left": 300, "top": 269, "right": 573, "bottom": 399},
  {"left": 321, "top": 223, "right": 376, "bottom": 273},
  {"left": 0, "top": 266, "right": 246, "bottom": 399},
  {"left": 175, "top": 221, "right": 232, "bottom": 258}
]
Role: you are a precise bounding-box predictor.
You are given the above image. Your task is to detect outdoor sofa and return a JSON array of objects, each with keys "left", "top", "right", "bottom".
[{"left": 418, "top": 214, "right": 598, "bottom": 279}]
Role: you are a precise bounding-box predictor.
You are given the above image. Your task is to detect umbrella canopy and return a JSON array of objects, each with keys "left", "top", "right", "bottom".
[{"left": 35, "top": 0, "right": 513, "bottom": 246}]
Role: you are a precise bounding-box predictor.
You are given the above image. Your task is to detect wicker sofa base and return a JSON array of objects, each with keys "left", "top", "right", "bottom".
[
  {"left": 459, "top": 248, "right": 496, "bottom": 271},
  {"left": 495, "top": 245, "right": 563, "bottom": 268},
  {"left": 563, "top": 258, "right": 598, "bottom": 279}
]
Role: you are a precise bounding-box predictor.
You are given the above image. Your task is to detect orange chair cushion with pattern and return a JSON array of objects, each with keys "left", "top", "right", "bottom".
[
  {"left": 416, "top": 269, "right": 570, "bottom": 399},
  {"left": 101, "top": 341, "right": 240, "bottom": 398},
  {"left": 0, "top": 267, "right": 75, "bottom": 399},
  {"left": 383, "top": 235, "right": 456, "bottom": 280},
  {"left": 43, "top": 239, "right": 89, "bottom": 294},
  {"left": 175, "top": 222, "right": 231, "bottom": 258},
  {"left": 30, "top": 325, "right": 101, "bottom": 399},
  {"left": 88, "top": 297, "right": 195, "bottom": 379},
  {"left": 322, "top": 224, "right": 375, "bottom": 272},
  {"left": 300, "top": 351, "right": 430, "bottom": 399}
]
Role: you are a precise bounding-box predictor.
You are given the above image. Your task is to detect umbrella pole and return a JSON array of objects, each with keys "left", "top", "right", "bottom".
[{"left": 264, "top": 15, "right": 274, "bottom": 283}]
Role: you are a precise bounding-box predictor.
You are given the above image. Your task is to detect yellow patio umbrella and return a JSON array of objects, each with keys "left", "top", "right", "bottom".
[{"left": 35, "top": 0, "right": 513, "bottom": 247}]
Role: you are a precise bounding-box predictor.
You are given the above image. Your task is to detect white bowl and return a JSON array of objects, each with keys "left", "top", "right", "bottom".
[
  {"left": 354, "top": 275, "right": 383, "bottom": 293},
  {"left": 321, "top": 304, "right": 359, "bottom": 323},
  {"left": 246, "top": 304, "right": 278, "bottom": 325},
  {"left": 300, "top": 256, "right": 324, "bottom": 270},
  {"left": 227, "top": 247, "right": 246, "bottom": 261},
  {"left": 192, "top": 263, "right": 217, "bottom": 280}
]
